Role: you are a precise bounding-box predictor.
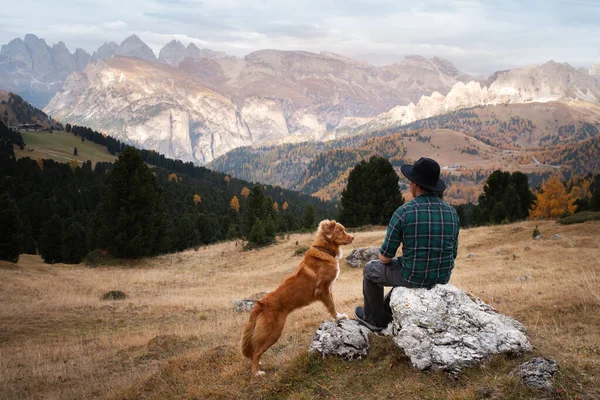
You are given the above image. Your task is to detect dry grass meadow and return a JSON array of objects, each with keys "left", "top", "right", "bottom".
[{"left": 1, "top": 220, "right": 599, "bottom": 399}]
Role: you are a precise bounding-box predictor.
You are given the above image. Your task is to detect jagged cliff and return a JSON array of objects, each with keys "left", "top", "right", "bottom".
[
  {"left": 359, "top": 61, "right": 600, "bottom": 133},
  {"left": 44, "top": 48, "right": 472, "bottom": 164}
]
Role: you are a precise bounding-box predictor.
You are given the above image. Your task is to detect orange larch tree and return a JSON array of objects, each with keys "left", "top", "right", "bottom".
[
  {"left": 230, "top": 196, "right": 240, "bottom": 212},
  {"left": 530, "top": 175, "right": 576, "bottom": 219}
]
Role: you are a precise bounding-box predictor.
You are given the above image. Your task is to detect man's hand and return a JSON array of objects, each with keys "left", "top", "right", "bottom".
[{"left": 379, "top": 253, "right": 392, "bottom": 264}]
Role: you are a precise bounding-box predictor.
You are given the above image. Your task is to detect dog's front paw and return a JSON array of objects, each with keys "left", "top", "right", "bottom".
[
  {"left": 336, "top": 313, "right": 349, "bottom": 320},
  {"left": 255, "top": 370, "right": 266, "bottom": 377}
]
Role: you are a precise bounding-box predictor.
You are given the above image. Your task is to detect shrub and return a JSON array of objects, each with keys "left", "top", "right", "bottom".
[
  {"left": 532, "top": 225, "right": 541, "bottom": 238},
  {"left": 557, "top": 211, "right": 600, "bottom": 225},
  {"left": 84, "top": 249, "right": 119, "bottom": 267},
  {"left": 294, "top": 245, "right": 310, "bottom": 256},
  {"left": 101, "top": 290, "right": 127, "bottom": 300}
]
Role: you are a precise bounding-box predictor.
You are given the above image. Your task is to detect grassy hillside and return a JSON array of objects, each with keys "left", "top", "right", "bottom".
[
  {"left": 1, "top": 220, "right": 598, "bottom": 399},
  {"left": 209, "top": 101, "right": 600, "bottom": 202},
  {"left": 13, "top": 130, "right": 118, "bottom": 166},
  {"left": 0, "top": 91, "right": 60, "bottom": 129}
]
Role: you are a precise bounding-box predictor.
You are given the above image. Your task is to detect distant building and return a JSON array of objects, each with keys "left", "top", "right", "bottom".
[{"left": 14, "top": 123, "right": 44, "bottom": 131}]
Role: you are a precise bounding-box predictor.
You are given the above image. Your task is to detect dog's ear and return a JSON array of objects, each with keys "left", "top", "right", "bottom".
[{"left": 322, "top": 220, "right": 336, "bottom": 239}]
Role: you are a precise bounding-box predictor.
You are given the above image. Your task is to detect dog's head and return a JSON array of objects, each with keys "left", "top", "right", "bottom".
[{"left": 318, "top": 220, "right": 354, "bottom": 246}]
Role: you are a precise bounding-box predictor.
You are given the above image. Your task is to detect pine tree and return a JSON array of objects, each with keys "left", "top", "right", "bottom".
[
  {"left": 39, "top": 214, "right": 63, "bottom": 264},
  {"left": 247, "top": 218, "right": 267, "bottom": 247},
  {"left": 0, "top": 193, "right": 22, "bottom": 263},
  {"left": 265, "top": 215, "right": 276, "bottom": 239},
  {"left": 339, "top": 156, "right": 404, "bottom": 227},
  {"left": 61, "top": 220, "right": 88, "bottom": 264},
  {"left": 94, "top": 147, "right": 165, "bottom": 258},
  {"left": 477, "top": 170, "right": 536, "bottom": 224},
  {"left": 73, "top": 147, "right": 78, "bottom": 156},
  {"left": 303, "top": 205, "right": 316, "bottom": 230}
]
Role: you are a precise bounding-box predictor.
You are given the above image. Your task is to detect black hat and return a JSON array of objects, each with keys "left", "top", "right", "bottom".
[{"left": 400, "top": 157, "right": 446, "bottom": 192}]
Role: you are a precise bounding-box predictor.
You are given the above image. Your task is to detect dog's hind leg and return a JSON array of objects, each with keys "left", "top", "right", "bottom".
[{"left": 251, "top": 312, "right": 286, "bottom": 377}]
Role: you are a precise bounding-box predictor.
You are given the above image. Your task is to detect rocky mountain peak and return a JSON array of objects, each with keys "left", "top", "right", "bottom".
[
  {"left": 158, "top": 40, "right": 187, "bottom": 66},
  {"left": 591, "top": 61, "right": 600, "bottom": 77},
  {"left": 93, "top": 42, "right": 119, "bottom": 60},
  {"left": 431, "top": 56, "right": 460, "bottom": 77},
  {"left": 399, "top": 55, "right": 435, "bottom": 70},
  {"left": 118, "top": 35, "right": 157, "bottom": 62}
]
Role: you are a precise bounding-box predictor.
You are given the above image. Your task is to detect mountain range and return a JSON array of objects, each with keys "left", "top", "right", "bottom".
[{"left": 1, "top": 34, "right": 600, "bottom": 180}]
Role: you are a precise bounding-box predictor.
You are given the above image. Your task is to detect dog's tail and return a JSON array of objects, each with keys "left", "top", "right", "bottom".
[{"left": 241, "top": 301, "right": 264, "bottom": 359}]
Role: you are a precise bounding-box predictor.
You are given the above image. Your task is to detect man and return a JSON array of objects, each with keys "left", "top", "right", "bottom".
[{"left": 354, "top": 157, "right": 460, "bottom": 332}]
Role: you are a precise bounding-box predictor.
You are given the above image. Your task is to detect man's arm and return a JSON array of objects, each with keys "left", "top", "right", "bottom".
[{"left": 379, "top": 211, "right": 403, "bottom": 264}]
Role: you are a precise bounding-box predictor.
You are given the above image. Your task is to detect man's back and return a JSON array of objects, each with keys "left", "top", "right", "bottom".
[{"left": 380, "top": 193, "right": 460, "bottom": 287}]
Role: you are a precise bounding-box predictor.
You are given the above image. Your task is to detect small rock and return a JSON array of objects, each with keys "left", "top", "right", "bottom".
[
  {"left": 512, "top": 227, "right": 521, "bottom": 232},
  {"left": 467, "top": 253, "right": 476, "bottom": 259},
  {"left": 512, "top": 254, "right": 520, "bottom": 260},
  {"left": 524, "top": 245, "right": 530, "bottom": 251},
  {"left": 511, "top": 357, "right": 558, "bottom": 391},
  {"left": 534, "top": 235, "right": 542, "bottom": 240},
  {"left": 345, "top": 247, "right": 380, "bottom": 268},
  {"left": 516, "top": 275, "right": 530, "bottom": 281},
  {"left": 233, "top": 292, "right": 268, "bottom": 312},
  {"left": 309, "top": 319, "right": 371, "bottom": 360},
  {"left": 496, "top": 249, "right": 508, "bottom": 255},
  {"left": 552, "top": 234, "right": 561, "bottom": 240}
]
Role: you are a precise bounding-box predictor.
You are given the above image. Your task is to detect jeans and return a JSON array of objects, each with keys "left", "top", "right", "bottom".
[{"left": 362, "top": 258, "right": 416, "bottom": 326}]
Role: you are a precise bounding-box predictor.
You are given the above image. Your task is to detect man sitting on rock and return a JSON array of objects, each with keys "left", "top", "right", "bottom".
[{"left": 355, "top": 157, "right": 460, "bottom": 332}]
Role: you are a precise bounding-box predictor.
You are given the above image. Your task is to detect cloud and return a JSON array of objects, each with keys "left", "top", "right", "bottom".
[
  {"left": 102, "top": 20, "right": 128, "bottom": 30},
  {"left": 0, "top": 0, "right": 598, "bottom": 76}
]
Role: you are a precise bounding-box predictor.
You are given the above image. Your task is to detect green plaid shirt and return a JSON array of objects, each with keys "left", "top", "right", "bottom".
[{"left": 380, "top": 193, "right": 460, "bottom": 287}]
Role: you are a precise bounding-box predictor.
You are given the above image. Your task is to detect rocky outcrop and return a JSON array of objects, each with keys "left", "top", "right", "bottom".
[
  {"left": 389, "top": 285, "right": 531, "bottom": 375},
  {"left": 159, "top": 40, "right": 228, "bottom": 67},
  {"left": 345, "top": 247, "right": 380, "bottom": 268},
  {"left": 362, "top": 61, "right": 600, "bottom": 133},
  {"left": 45, "top": 57, "right": 253, "bottom": 164},
  {"left": 511, "top": 357, "right": 558, "bottom": 391},
  {"left": 308, "top": 319, "right": 371, "bottom": 360},
  {"left": 233, "top": 292, "right": 268, "bottom": 312},
  {"left": 591, "top": 61, "right": 600, "bottom": 78},
  {"left": 42, "top": 48, "right": 473, "bottom": 163},
  {"left": 0, "top": 34, "right": 92, "bottom": 107}
]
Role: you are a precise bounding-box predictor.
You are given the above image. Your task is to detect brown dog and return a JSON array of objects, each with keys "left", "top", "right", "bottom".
[{"left": 241, "top": 219, "right": 354, "bottom": 376}]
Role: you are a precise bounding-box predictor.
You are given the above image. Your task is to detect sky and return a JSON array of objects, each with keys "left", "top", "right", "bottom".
[{"left": 0, "top": 0, "right": 599, "bottom": 76}]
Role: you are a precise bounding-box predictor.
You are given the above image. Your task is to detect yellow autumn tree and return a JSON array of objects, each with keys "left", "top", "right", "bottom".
[
  {"left": 240, "top": 187, "right": 250, "bottom": 198},
  {"left": 36, "top": 157, "right": 44, "bottom": 170},
  {"left": 530, "top": 175, "right": 576, "bottom": 219},
  {"left": 273, "top": 202, "right": 279, "bottom": 212},
  {"left": 230, "top": 196, "right": 240, "bottom": 212},
  {"left": 193, "top": 194, "right": 201, "bottom": 205},
  {"left": 168, "top": 173, "right": 178, "bottom": 183},
  {"left": 224, "top": 175, "right": 231, "bottom": 185},
  {"left": 282, "top": 201, "right": 289, "bottom": 211},
  {"left": 69, "top": 159, "right": 79, "bottom": 172}
]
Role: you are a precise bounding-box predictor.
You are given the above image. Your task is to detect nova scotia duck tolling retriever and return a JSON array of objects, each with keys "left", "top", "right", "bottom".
[{"left": 241, "top": 219, "right": 354, "bottom": 376}]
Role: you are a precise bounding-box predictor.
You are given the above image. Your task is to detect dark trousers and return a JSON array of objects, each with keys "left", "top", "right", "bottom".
[{"left": 363, "top": 258, "right": 414, "bottom": 326}]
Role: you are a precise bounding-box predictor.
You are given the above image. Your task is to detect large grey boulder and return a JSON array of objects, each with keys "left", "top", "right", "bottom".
[
  {"left": 346, "top": 247, "right": 380, "bottom": 268},
  {"left": 390, "top": 284, "right": 532, "bottom": 375},
  {"left": 511, "top": 357, "right": 558, "bottom": 391},
  {"left": 308, "top": 319, "right": 371, "bottom": 360}
]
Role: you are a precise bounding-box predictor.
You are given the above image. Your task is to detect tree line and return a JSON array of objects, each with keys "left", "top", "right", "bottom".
[{"left": 0, "top": 121, "right": 336, "bottom": 263}]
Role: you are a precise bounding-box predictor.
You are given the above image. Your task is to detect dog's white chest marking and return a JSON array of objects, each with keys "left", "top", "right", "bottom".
[{"left": 329, "top": 261, "right": 340, "bottom": 293}]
